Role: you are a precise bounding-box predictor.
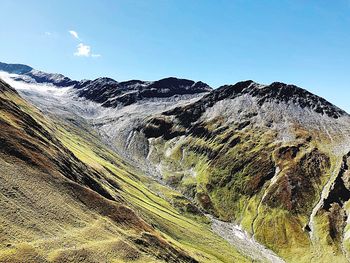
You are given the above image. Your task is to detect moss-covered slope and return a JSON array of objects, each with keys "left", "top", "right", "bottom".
[{"left": 138, "top": 81, "right": 350, "bottom": 262}]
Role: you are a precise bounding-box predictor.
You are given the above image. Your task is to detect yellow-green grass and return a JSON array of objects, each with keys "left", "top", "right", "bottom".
[
  {"left": 0, "top": 83, "right": 250, "bottom": 262},
  {"left": 52, "top": 118, "right": 250, "bottom": 262},
  {"left": 144, "top": 116, "right": 350, "bottom": 262}
]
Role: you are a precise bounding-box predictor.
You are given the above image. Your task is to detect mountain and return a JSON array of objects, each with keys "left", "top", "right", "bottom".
[
  {"left": 0, "top": 62, "right": 212, "bottom": 101},
  {"left": 0, "top": 62, "right": 214, "bottom": 167},
  {"left": 1, "top": 62, "right": 350, "bottom": 262},
  {"left": 0, "top": 78, "right": 256, "bottom": 262},
  {"left": 0, "top": 62, "right": 77, "bottom": 87},
  {"left": 0, "top": 62, "right": 32, "bottom": 74},
  {"left": 139, "top": 80, "right": 350, "bottom": 262},
  {"left": 75, "top": 77, "right": 212, "bottom": 108}
]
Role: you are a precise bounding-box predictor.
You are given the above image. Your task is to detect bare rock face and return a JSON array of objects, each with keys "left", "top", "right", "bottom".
[
  {"left": 162, "top": 80, "right": 346, "bottom": 129},
  {"left": 323, "top": 153, "right": 350, "bottom": 211},
  {"left": 23, "top": 69, "right": 78, "bottom": 87},
  {"left": 75, "top": 77, "right": 212, "bottom": 107}
]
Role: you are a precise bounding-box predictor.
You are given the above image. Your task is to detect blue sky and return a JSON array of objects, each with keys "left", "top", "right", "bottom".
[{"left": 1, "top": 0, "right": 350, "bottom": 112}]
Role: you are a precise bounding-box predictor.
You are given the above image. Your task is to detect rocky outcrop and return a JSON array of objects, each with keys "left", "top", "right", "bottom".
[
  {"left": 75, "top": 77, "right": 212, "bottom": 107},
  {"left": 23, "top": 69, "right": 78, "bottom": 87},
  {"left": 164, "top": 81, "right": 347, "bottom": 130}
]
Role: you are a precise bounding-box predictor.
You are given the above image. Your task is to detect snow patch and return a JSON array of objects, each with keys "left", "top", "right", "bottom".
[{"left": 0, "top": 71, "right": 71, "bottom": 96}]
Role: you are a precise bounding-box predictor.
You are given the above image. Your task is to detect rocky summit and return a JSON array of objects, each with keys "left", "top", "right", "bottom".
[
  {"left": 75, "top": 77, "right": 212, "bottom": 107},
  {"left": 1, "top": 61, "right": 350, "bottom": 263}
]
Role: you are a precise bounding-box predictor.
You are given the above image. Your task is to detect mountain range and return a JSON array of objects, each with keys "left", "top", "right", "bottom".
[{"left": 1, "top": 61, "right": 350, "bottom": 263}]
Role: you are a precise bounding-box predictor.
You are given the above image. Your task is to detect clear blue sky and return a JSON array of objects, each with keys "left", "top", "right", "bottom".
[{"left": 1, "top": 0, "right": 350, "bottom": 112}]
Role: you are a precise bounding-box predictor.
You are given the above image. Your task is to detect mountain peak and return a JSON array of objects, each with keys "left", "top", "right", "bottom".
[
  {"left": 249, "top": 82, "right": 347, "bottom": 118},
  {"left": 0, "top": 62, "right": 32, "bottom": 74},
  {"left": 75, "top": 76, "right": 212, "bottom": 107},
  {"left": 0, "top": 62, "right": 77, "bottom": 87},
  {"left": 163, "top": 80, "right": 346, "bottom": 130},
  {"left": 212, "top": 80, "right": 346, "bottom": 118}
]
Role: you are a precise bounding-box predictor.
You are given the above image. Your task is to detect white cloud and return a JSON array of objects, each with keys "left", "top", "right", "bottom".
[
  {"left": 69, "top": 30, "right": 100, "bottom": 58},
  {"left": 74, "top": 43, "right": 91, "bottom": 57},
  {"left": 74, "top": 43, "right": 101, "bottom": 58},
  {"left": 45, "top": 32, "right": 52, "bottom": 36},
  {"left": 69, "top": 30, "right": 80, "bottom": 40}
]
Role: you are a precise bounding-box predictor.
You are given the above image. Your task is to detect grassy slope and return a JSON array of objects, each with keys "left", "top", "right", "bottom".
[
  {"left": 144, "top": 115, "right": 349, "bottom": 262},
  {"left": 0, "top": 80, "right": 249, "bottom": 262},
  {"left": 53, "top": 118, "right": 249, "bottom": 263}
]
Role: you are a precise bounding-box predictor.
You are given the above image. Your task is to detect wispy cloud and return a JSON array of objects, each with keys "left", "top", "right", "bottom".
[
  {"left": 68, "top": 30, "right": 80, "bottom": 40},
  {"left": 44, "top": 31, "right": 59, "bottom": 39},
  {"left": 74, "top": 43, "right": 101, "bottom": 58}
]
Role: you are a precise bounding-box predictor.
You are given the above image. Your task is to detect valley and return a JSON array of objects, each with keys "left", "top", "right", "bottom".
[{"left": 1, "top": 62, "right": 350, "bottom": 262}]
